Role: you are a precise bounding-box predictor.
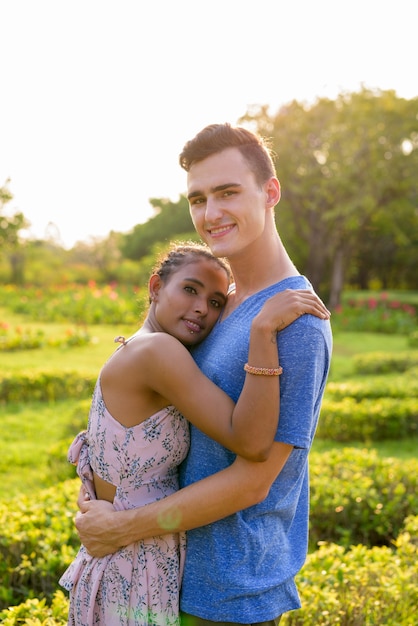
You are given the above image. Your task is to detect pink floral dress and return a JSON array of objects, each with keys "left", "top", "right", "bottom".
[{"left": 59, "top": 379, "right": 190, "bottom": 626}]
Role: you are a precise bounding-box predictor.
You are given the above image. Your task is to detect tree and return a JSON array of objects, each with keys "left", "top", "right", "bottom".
[
  {"left": 0, "top": 179, "right": 29, "bottom": 284},
  {"left": 121, "top": 195, "right": 195, "bottom": 260},
  {"left": 241, "top": 88, "right": 418, "bottom": 305}
]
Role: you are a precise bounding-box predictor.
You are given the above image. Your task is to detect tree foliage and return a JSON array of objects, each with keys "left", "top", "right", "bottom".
[
  {"left": 240, "top": 88, "right": 418, "bottom": 305},
  {"left": 1, "top": 89, "right": 417, "bottom": 297},
  {"left": 121, "top": 195, "right": 195, "bottom": 260},
  {"left": 0, "top": 179, "right": 29, "bottom": 284}
]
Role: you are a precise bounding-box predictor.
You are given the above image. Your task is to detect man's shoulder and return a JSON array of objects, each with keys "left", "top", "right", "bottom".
[{"left": 264, "top": 274, "right": 311, "bottom": 295}]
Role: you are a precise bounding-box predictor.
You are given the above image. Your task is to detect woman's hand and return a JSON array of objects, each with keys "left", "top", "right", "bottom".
[{"left": 255, "top": 289, "right": 330, "bottom": 334}]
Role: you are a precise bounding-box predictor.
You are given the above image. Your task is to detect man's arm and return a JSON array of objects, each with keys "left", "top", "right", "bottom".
[{"left": 76, "top": 441, "right": 293, "bottom": 557}]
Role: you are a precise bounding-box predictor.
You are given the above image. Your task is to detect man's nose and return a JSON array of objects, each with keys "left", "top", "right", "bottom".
[{"left": 205, "top": 196, "right": 222, "bottom": 222}]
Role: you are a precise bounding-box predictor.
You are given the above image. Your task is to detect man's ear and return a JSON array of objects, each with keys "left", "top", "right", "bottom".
[
  {"left": 149, "top": 274, "right": 162, "bottom": 301},
  {"left": 265, "top": 177, "right": 281, "bottom": 209}
]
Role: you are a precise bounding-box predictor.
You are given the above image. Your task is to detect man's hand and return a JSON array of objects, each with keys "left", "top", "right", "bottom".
[{"left": 75, "top": 499, "right": 122, "bottom": 557}]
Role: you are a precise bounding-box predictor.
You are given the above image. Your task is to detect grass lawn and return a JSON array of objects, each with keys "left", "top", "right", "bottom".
[
  {"left": 0, "top": 399, "right": 87, "bottom": 499},
  {"left": 0, "top": 308, "right": 138, "bottom": 374},
  {"left": 329, "top": 331, "right": 411, "bottom": 380}
]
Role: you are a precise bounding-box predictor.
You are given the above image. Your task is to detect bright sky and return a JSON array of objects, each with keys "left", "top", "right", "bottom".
[{"left": 1, "top": 0, "right": 416, "bottom": 248}]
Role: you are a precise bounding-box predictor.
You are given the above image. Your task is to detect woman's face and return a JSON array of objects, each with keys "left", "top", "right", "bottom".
[{"left": 149, "top": 258, "right": 229, "bottom": 346}]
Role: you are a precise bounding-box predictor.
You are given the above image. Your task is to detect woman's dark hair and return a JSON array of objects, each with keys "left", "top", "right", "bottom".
[
  {"left": 179, "top": 123, "right": 276, "bottom": 187},
  {"left": 152, "top": 242, "right": 231, "bottom": 286}
]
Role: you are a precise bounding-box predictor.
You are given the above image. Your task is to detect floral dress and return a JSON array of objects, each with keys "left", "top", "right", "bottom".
[{"left": 59, "top": 378, "right": 190, "bottom": 626}]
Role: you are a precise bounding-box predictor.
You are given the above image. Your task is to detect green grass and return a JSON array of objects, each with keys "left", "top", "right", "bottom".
[
  {"left": 1, "top": 309, "right": 138, "bottom": 373},
  {"left": 311, "top": 438, "right": 418, "bottom": 461},
  {"left": 0, "top": 399, "right": 87, "bottom": 499},
  {"left": 329, "top": 331, "right": 411, "bottom": 380},
  {"left": 342, "top": 289, "right": 418, "bottom": 304}
]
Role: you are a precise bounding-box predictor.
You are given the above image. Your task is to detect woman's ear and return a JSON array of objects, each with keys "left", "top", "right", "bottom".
[{"left": 149, "top": 274, "right": 162, "bottom": 302}]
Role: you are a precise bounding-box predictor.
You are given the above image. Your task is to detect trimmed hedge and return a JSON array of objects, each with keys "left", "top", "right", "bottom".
[
  {"left": 0, "top": 370, "right": 95, "bottom": 403},
  {"left": 309, "top": 448, "right": 418, "bottom": 548},
  {"left": 1, "top": 518, "right": 416, "bottom": 625},
  {"left": 282, "top": 515, "right": 418, "bottom": 625},
  {"left": 0, "top": 449, "right": 416, "bottom": 610},
  {"left": 0, "top": 480, "right": 79, "bottom": 609},
  {"left": 317, "top": 372, "right": 418, "bottom": 442},
  {"left": 317, "top": 396, "right": 418, "bottom": 441},
  {"left": 352, "top": 351, "right": 418, "bottom": 374},
  {"left": 325, "top": 376, "right": 418, "bottom": 400},
  {"left": 0, "top": 591, "right": 69, "bottom": 625}
]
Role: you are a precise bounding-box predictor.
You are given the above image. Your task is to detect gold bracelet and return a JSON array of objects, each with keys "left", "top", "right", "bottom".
[{"left": 244, "top": 363, "right": 283, "bottom": 376}]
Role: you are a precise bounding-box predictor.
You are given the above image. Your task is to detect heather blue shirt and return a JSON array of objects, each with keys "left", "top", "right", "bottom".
[{"left": 179, "top": 276, "right": 332, "bottom": 622}]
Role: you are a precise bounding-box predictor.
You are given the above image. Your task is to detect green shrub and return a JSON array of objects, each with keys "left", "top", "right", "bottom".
[
  {"left": 0, "top": 591, "right": 69, "bottom": 625},
  {"left": 332, "top": 294, "right": 417, "bottom": 335},
  {"left": 1, "top": 450, "right": 416, "bottom": 610},
  {"left": 0, "top": 370, "right": 95, "bottom": 403},
  {"left": 0, "top": 480, "right": 79, "bottom": 609},
  {"left": 1, "top": 519, "right": 416, "bottom": 625},
  {"left": 352, "top": 351, "right": 418, "bottom": 374},
  {"left": 325, "top": 375, "right": 418, "bottom": 400},
  {"left": 283, "top": 516, "right": 418, "bottom": 625},
  {"left": 0, "top": 283, "right": 145, "bottom": 325},
  {"left": 409, "top": 330, "right": 418, "bottom": 347},
  {"left": 309, "top": 449, "right": 418, "bottom": 548},
  {"left": 317, "top": 396, "right": 418, "bottom": 441},
  {"left": 318, "top": 372, "right": 418, "bottom": 442},
  {"left": 0, "top": 324, "right": 92, "bottom": 351}
]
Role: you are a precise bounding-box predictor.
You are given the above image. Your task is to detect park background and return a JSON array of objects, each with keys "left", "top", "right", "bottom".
[{"left": 1, "top": 1, "right": 417, "bottom": 624}]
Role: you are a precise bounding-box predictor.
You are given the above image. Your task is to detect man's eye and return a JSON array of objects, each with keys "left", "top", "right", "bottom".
[
  {"left": 210, "top": 300, "right": 222, "bottom": 308},
  {"left": 190, "top": 197, "right": 205, "bottom": 206}
]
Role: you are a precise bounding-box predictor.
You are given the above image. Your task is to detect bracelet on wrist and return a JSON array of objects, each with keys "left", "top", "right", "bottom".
[{"left": 244, "top": 363, "right": 283, "bottom": 376}]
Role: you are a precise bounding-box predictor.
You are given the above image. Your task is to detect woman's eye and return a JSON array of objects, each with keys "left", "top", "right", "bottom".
[
  {"left": 210, "top": 300, "right": 222, "bottom": 308},
  {"left": 184, "top": 286, "right": 197, "bottom": 294}
]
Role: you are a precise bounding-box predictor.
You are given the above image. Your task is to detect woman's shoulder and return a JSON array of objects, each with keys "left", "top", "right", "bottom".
[{"left": 125, "top": 331, "right": 189, "bottom": 364}]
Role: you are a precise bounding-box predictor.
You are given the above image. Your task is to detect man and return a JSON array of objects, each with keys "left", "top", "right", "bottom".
[{"left": 76, "top": 123, "right": 332, "bottom": 624}]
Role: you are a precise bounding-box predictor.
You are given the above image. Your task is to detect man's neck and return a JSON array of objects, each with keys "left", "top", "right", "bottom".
[{"left": 224, "top": 238, "right": 299, "bottom": 314}]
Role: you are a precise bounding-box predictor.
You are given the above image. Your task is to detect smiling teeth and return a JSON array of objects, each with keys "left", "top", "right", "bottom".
[{"left": 210, "top": 225, "right": 232, "bottom": 235}]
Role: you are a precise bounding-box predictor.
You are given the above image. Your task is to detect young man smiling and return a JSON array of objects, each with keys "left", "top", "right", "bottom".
[{"left": 75, "top": 123, "right": 332, "bottom": 625}]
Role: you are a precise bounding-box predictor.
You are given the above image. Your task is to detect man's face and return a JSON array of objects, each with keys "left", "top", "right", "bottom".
[{"left": 186, "top": 147, "right": 271, "bottom": 261}]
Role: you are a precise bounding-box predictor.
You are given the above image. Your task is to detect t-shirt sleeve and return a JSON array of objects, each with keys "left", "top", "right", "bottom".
[{"left": 274, "top": 319, "right": 330, "bottom": 449}]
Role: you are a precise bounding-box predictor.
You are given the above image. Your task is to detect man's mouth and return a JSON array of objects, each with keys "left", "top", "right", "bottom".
[{"left": 208, "top": 224, "right": 235, "bottom": 238}]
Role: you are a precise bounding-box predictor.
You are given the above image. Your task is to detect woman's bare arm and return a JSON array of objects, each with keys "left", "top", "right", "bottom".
[{"left": 143, "top": 289, "right": 328, "bottom": 460}]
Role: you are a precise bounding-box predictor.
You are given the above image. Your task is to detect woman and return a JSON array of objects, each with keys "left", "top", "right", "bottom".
[{"left": 60, "top": 243, "right": 329, "bottom": 626}]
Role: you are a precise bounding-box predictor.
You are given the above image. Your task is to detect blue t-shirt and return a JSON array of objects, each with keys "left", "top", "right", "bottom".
[{"left": 179, "top": 276, "right": 332, "bottom": 622}]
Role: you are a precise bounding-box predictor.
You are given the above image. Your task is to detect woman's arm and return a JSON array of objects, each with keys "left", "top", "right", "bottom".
[{"left": 144, "top": 289, "right": 329, "bottom": 460}]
